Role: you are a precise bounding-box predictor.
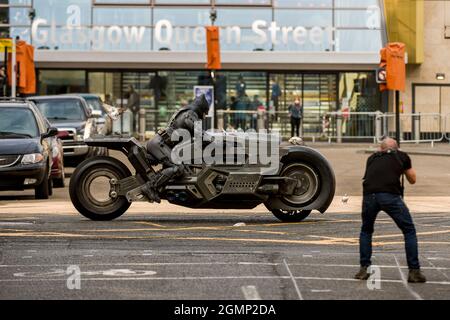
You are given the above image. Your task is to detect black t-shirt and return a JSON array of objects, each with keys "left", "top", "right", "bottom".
[{"left": 363, "top": 150, "right": 412, "bottom": 195}]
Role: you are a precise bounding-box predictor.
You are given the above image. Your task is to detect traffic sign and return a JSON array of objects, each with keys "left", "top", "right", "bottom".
[{"left": 0, "top": 38, "right": 14, "bottom": 53}]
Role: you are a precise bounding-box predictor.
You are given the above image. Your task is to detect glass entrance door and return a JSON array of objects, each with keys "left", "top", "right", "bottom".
[{"left": 269, "top": 72, "right": 338, "bottom": 137}]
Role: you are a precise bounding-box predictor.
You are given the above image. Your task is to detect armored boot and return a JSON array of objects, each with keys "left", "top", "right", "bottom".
[{"left": 140, "top": 181, "right": 161, "bottom": 203}]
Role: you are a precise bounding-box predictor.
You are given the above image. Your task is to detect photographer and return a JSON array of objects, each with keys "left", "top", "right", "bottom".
[{"left": 354, "top": 137, "right": 426, "bottom": 283}]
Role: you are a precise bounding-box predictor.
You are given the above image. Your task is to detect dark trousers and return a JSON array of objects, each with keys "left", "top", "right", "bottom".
[
  {"left": 360, "top": 193, "right": 420, "bottom": 269},
  {"left": 291, "top": 117, "right": 301, "bottom": 137}
]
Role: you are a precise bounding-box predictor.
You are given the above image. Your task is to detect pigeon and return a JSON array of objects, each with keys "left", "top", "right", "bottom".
[{"left": 341, "top": 194, "right": 349, "bottom": 204}]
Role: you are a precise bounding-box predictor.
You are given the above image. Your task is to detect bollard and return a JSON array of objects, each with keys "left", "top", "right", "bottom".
[
  {"left": 257, "top": 110, "right": 266, "bottom": 132},
  {"left": 336, "top": 112, "right": 343, "bottom": 144},
  {"left": 139, "top": 108, "right": 146, "bottom": 141},
  {"left": 375, "top": 112, "right": 382, "bottom": 141},
  {"left": 217, "top": 110, "right": 224, "bottom": 131},
  {"left": 413, "top": 113, "right": 420, "bottom": 144}
]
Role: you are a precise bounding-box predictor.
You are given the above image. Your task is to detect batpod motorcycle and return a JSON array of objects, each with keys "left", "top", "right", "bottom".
[{"left": 69, "top": 132, "right": 335, "bottom": 222}]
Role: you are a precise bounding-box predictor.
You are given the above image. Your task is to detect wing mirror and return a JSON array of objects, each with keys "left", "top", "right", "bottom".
[{"left": 42, "top": 127, "right": 58, "bottom": 139}]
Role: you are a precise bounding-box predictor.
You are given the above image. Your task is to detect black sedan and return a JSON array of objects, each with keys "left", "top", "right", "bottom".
[{"left": 0, "top": 99, "right": 58, "bottom": 199}]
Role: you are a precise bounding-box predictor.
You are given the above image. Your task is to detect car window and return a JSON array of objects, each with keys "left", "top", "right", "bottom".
[
  {"left": 34, "top": 99, "right": 86, "bottom": 121},
  {"left": 0, "top": 107, "right": 39, "bottom": 138},
  {"left": 85, "top": 97, "right": 103, "bottom": 112}
]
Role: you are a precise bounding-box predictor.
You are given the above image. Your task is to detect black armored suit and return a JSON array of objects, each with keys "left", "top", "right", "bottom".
[{"left": 143, "top": 94, "right": 210, "bottom": 202}]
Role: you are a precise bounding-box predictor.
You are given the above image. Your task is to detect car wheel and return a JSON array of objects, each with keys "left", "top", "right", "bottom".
[
  {"left": 271, "top": 209, "right": 312, "bottom": 222},
  {"left": 35, "top": 167, "right": 50, "bottom": 199},
  {"left": 48, "top": 177, "right": 53, "bottom": 196}
]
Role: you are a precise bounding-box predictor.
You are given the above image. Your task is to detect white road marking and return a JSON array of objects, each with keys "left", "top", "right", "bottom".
[
  {"left": 0, "top": 222, "right": 33, "bottom": 226},
  {"left": 0, "top": 262, "right": 278, "bottom": 268},
  {"left": 302, "top": 255, "right": 313, "bottom": 258},
  {"left": 283, "top": 259, "right": 304, "bottom": 300},
  {"left": 241, "top": 285, "right": 261, "bottom": 300},
  {"left": 289, "top": 262, "right": 450, "bottom": 271},
  {"left": 0, "top": 275, "right": 449, "bottom": 285},
  {"left": 427, "top": 257, "right": 450, "bottom": 261},
  {"left": 311, "top": 289, "right": 332, "bottom": 293},
  {"left": 21, "top": 256, "right": 32, "bottom": 259},
  {"left": 422, "top": 256, "right": 449, "bottom": 280},
  {"left": 83, "top": 255, "right": 94, "bottom": 258},
  {"left": 394, "top": 255, "right": 424, "bottom": 301}
]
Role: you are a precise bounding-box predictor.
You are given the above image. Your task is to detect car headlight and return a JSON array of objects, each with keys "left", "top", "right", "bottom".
[
  {"left": 76, "top": 129, "right": 85, "bottom": 141},
  {"left": 22, "top": 153, "right": 44, "bottom": 165}
]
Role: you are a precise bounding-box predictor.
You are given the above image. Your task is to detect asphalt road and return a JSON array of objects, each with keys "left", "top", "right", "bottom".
[{"left": 0, "top": 146, "right": 449, "bottom": 300}]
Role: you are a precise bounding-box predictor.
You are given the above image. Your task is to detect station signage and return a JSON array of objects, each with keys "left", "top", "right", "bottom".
[{"left": 30, "top": 5, "right": 381, "bottom": 51}]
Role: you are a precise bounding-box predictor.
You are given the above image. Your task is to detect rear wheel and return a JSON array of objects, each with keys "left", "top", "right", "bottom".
[
  {"left": 271, "top": 209, "right": 312, "bottom": 222},
  {"left": 69, "top": 156, "right": 132, "bottom": 221},
  {"left": 267, "top": 162, "right": 321, "bottom": 222},
  {"left": 280, "top": 163, "right": 319, "bottom": 207}
]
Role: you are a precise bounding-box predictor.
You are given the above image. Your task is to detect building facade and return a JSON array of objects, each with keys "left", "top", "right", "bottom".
[{"left": 1, "top": 0, "right": 387, "bottom": 135}]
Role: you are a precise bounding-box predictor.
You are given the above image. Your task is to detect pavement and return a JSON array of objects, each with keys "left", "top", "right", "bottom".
[{"left": 0, "top": 144, "right": 449, "bottom": 300}]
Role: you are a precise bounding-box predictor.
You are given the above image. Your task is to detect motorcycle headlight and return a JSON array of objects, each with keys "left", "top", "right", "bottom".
[{"left": 22, "top": 153, "right": 44, "bottom": 165}]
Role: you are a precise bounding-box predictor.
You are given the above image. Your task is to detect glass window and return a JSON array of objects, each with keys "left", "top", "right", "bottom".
[
  {"left": 215, "top": 8, "right": 271, "bottom": 27},
  {"left": 153, "top": 8, "right": 210, "bottom": 26},
  {"left": 34, "top": 0, "right": 91, "bottom": 26},
  {"left": 94, "top": 0, "right": 150, "bottom": 3},
  {"left": 34, "top": 99, "right": 86, "bottom": 121},
  {"left": 0, "top": 0, "right": 32, "bottom": 5},
  {"left": 335, "top": 29, "right": 382, "bottom": 51},
  {"left": 220, "top": 27, "right": 272, "bottom": 51},
  {"left": 335, "top": 9, "right": 381, "bottom": 28},
  {"left": 153, "top": 8, "right": 211, "bottom": 50},
  {"left": 215, "top": 0, "right": 270, "bottom": 5},
  {"left": 0, "top": 7, "right": 30, "bottom": 25},
  {"left": 273, "top": 0, "right": 332, "bottom": 8},
  {"left": 33, "top": 26, "right": 91, "bottom": 51},
  {"left": 38, "top": 70, "right": 87, "bottom": 95},
  {"left": 155, "top": 0, "right": 210, "bottom": 4},
  {"left": 93, "top": 8, "right": 151, "bottom": 26},
  {"left": 274, "top": 9, "right": 332, "bottom": 27},
  {"left": 88, "top": 72, "right": 122, "bottom": 107},
  {"left": 9, "top": 26, "right": 30, "bottom": 41},
  {"left": 0, "top": 108, "right": 38, "bottom": 138},
  {"left": 335, "top": 0, "right": 380, "bottom": 8}
]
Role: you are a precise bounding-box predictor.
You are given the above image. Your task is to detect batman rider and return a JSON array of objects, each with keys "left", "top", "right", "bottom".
[{"left": 141, "top": 94, "right": 211, "bottom": 202}]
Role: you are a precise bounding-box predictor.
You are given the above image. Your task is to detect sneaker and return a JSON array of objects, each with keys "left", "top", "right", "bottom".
[
  {"left": 408, "top": 269, "right": 427, "bottom": 283},
  {"left": 354, "top": 266, "right": 370, "bottom": 280}
]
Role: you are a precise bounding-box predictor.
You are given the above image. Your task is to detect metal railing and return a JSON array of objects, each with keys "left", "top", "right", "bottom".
[
  {"left": 445, "top": 113, "right": 450, "bottom": 141},
  {"left": 130, "top": 108, "right": 450, "bottom": 144},
  {"left": 377, "top": 113, "right": 444, "bottom": 143}
]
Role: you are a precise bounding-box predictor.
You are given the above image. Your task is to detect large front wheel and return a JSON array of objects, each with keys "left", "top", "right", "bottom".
[{"left": 69, "top": 156, "right": 132, "bottom": 221}]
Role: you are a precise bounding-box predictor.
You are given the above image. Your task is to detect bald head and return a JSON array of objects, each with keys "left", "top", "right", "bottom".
[{"left": 380, "top": 137, "right": 398, "bottom": 152}]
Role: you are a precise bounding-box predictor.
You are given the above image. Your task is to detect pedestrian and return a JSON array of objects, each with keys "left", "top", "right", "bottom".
[
  {"left": 354, "top": 137, "right": 426, "bottom": 283},
  {"left": 0, "top": 66, "right": 7, "bottom": 97},
  {"left": 288, "top": 98, "right": 303, "bottom": 137},
  {"left": 235, "top": 75, "right": 246, "bottom": 98},
  {"left": 126, "top": 84, "right": 140, "bottom": 134},
  {"left": 270, "top": 78, "right": 282, "bottom": 112}
]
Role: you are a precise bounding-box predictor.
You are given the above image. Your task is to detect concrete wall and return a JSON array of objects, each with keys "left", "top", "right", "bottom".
[{"left": 403, "top": 0, "right": 450, "bottom": 115}]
